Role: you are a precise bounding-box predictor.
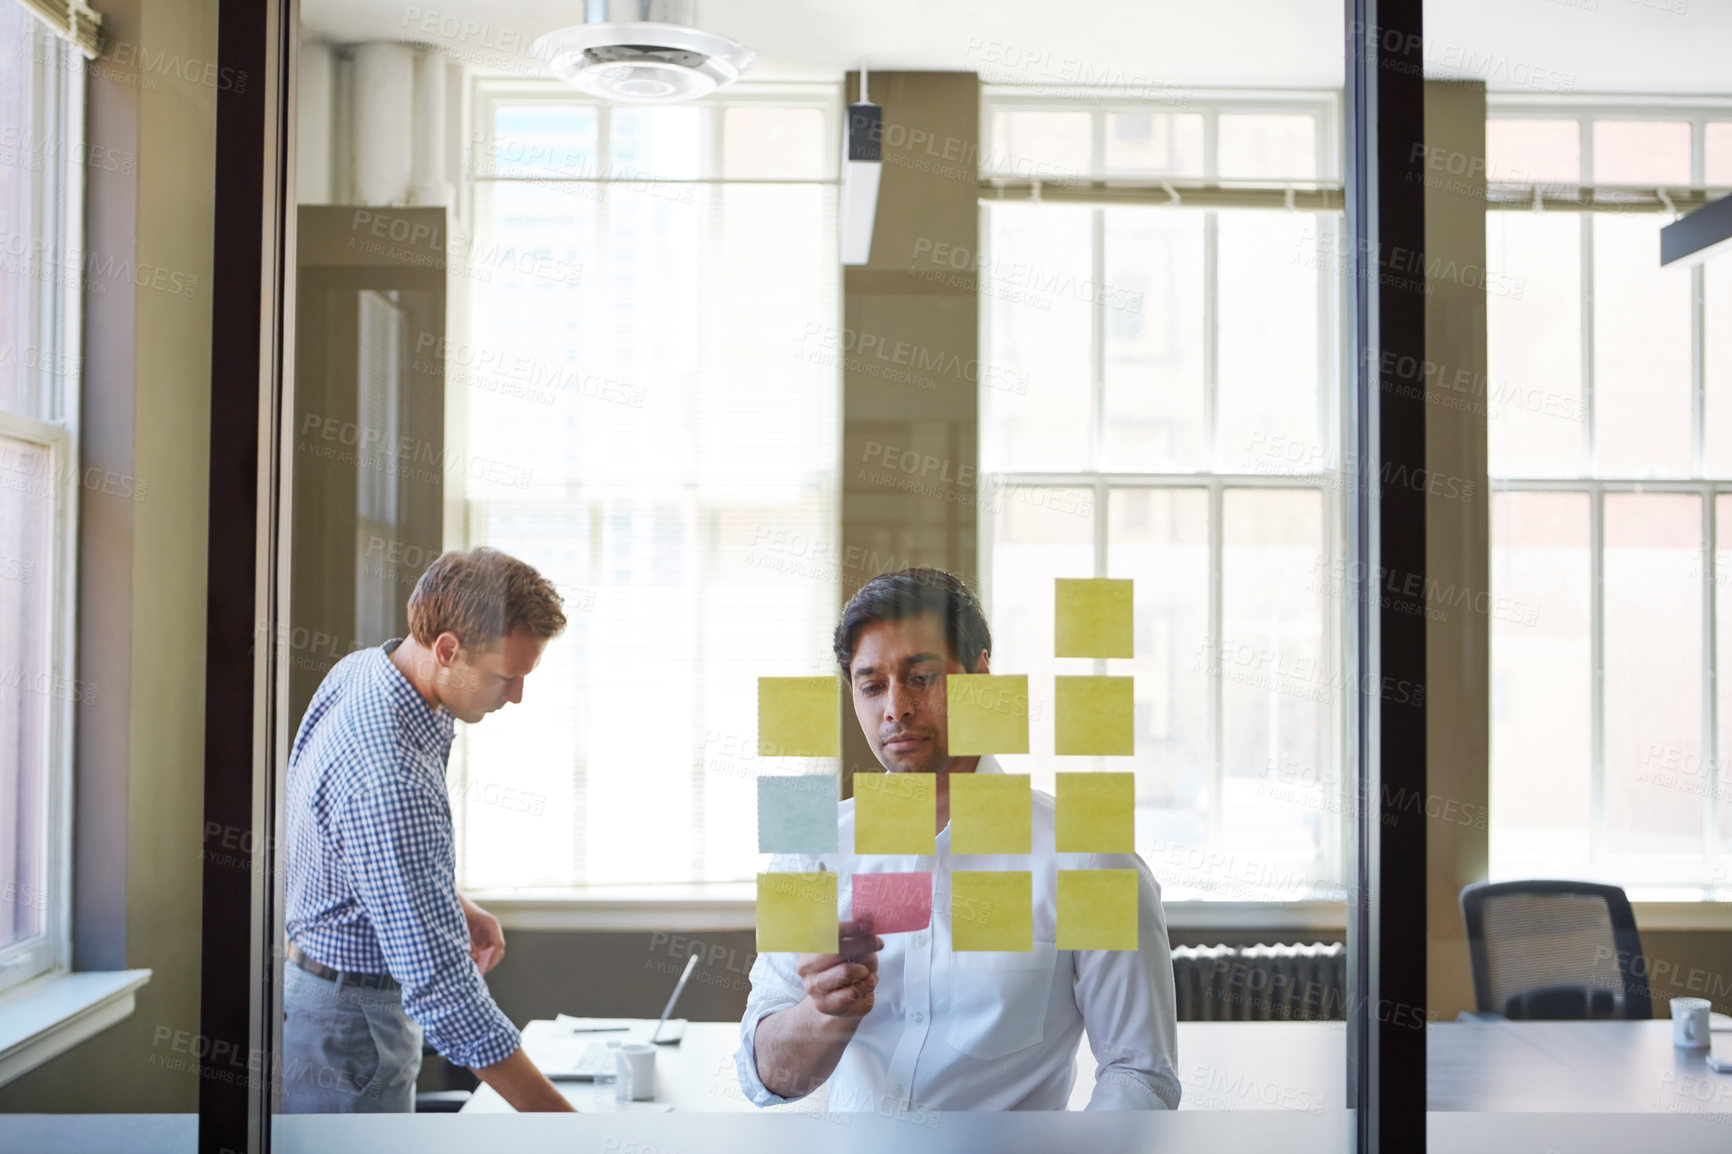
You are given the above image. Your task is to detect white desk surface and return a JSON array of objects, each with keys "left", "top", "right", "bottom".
[
  {"left": 464, "top": 1017, "right": 1732, "bottom": 1116},
  {"left": 462, "top": 1018, "right": 1344, "bottom": 1113}
]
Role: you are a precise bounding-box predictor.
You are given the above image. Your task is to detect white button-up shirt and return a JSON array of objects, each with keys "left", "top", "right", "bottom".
[{"left": 736, "top": 757, "right": 1181, "bottom": 1113}]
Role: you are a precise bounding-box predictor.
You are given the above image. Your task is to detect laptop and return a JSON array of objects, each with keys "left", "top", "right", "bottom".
[{"left": 545, "top": 951, "right": 700, "bottom": 1080}]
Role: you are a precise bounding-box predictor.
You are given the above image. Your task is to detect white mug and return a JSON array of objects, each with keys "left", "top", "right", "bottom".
[
  {"left": 619, "top": 1042, "right": 657, "bottom": 1100},
  {"left": 1672, "top": 996, "right": 1711, "bottom": 1049}
]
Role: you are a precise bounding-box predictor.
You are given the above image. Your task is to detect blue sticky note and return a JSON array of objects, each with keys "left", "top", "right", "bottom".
[{"left": 757, "top": 774, "right": 840, "bottom": 853}]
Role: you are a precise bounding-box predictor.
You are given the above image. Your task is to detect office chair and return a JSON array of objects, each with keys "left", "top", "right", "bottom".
[{"left": 1460, "top": 880, "right": 1650, "bottom": 1020}]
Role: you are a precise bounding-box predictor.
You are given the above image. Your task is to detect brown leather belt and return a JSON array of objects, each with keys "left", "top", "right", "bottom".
[{"left": 286, "top": 940, "right": 399, "bottom": 992}]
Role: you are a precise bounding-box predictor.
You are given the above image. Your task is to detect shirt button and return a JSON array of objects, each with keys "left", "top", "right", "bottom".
[
  {"left": 913, "top": 1012, "right": 925, "bottom": 1024},
  {"left": 915, "top": 933, "right": 927, "bottom": 946},
  {"left": 890, "top": 1083, "right": 903, "bottom": 1096}
]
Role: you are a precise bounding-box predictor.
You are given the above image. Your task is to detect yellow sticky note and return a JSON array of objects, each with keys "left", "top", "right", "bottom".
[
  {"left": 854, "top": 772, "right": 936, "bottom": 855},
  {"left": 949, "top": 774, "right": 1032, "bottom": 854},
  {"left": 758, "top": 677, "right": 839, "bottom": 757},
  {"left": 1055, "top": 578, "right": 1133, "bottom": 658},
  {"left": 952, "top": 870, "right": 1034, "bottom": 951},
  {"left": 756, "top": 872, "right": 838, "bottom": 953},
  {"left": 1057, "top": 869, "right": 1139, "bottom": 950},
  {"left": 1055, "top": 772, "right": 1135, "bottom": 852},
  {"left": 1055, "top": 676, "right": 1135, "bottom": 756},
  {"left": 946, "top": 674, "right": 1030, "bottom": 756}
]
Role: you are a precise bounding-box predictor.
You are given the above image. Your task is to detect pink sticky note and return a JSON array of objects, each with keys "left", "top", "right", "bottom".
[{"left": 852, "top": 871, "right": 932, "bottom": 934}]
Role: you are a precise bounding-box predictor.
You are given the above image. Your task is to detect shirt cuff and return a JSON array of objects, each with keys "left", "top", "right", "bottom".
[
  {"left": 427, "top": 1006, "right": 522, "bottom": 1071},
  {"left": 735, "top": 1000, "right": 808, "bottom": 1107},
  {"left": 1087, "top": 1066, "right": 1181, "bottom": 1111}
]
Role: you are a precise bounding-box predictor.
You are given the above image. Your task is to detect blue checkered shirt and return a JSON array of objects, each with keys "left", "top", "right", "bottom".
[{"left": 285, "top": 639, "right": 521, "bottom": 1069}]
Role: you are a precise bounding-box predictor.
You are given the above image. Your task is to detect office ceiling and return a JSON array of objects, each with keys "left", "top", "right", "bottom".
[{"left": 301, "top": 0, "right": 1732, "bottom": 95}]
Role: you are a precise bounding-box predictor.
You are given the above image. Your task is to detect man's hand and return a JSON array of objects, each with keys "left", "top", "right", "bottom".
[
  {"left": 797, "top": 919, "right": 883, "bottom": 1019},
  {"left": 461, "top": 895, "right": 506, "bottom": 975}
]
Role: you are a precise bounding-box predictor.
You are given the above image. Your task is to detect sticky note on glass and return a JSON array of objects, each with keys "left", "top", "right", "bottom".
[
  {"left": 854, "top": 772, "right": 936, "bottom": 855},
  {"left": 758, "top": 677, "right": 839, "bottom": 757},
  {"left": 852, "top": 871, "right": 932, "bottom": 934},
  {"left": 952, "top": 870, "right": 1033, "bottom": 951},
  {"left": 1055, "top": 676, "right": 1135, "bottom": 756},
  {"left": 757, "top": 774, "right": 839, "bottom": 853},
  {"left": 949, "top": 774, "right": 1031, "bottom": 854},
  {"left": 756, "top": 872, "right": 837, "bottom": 953},
  {"left": 1055, "top": 772, "right": 1135, "bottom": 852},
  {"left": 1055, "top": 578, "right": 1133, "bottom": 658},
  {"left": 1057, "top": 869, "right": 1139, "bottom": 950},
  {"left": 946, "top": 674, "right": 1030, "bottom": 755}
]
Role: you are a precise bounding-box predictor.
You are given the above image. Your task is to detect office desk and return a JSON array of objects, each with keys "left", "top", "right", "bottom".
[
  {"left": 462, "top": 1019, "right": 1346, "bottom": 1113},
  {"left": 463, "top": 1017, "right": 1730, "bottom": 1115}
]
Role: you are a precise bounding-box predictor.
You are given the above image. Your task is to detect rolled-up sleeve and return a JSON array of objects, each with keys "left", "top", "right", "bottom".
[
  {"left": 735, "top": 945, "right": 812, "bottom": 1106},
  {"left": 1075, "top": 853, "right": 1181, "bottom": 1110},
  {"left": 334, "top": 776, "right": 521, "bottom": 1070},
  {"left": 735, "top": 850, "right": 823, "bottom": 1107}
]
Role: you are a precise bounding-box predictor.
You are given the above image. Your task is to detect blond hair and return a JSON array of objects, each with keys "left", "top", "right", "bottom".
[{"left": 407, "top": 547, "right": 567, "bottom": 649}]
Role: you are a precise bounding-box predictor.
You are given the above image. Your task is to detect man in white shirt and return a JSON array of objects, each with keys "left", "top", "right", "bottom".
[{"left": 736, "top": 568, "right": 1180, "bottom": 1113}]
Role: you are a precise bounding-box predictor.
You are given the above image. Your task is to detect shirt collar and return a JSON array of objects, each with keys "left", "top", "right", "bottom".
[
  {"left": 374, "top": 638, "right": 457, "bottom": 756},
  {"left": 972, "top": 755, "right": 1004, "bottom": 775}
]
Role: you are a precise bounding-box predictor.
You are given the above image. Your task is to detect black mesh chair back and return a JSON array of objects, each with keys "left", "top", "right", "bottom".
[{"left": 1460, "top": 880, "right": 1650, "bottom": 1020}]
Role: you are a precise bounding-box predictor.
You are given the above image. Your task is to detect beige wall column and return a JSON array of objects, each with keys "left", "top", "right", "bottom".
[
  {"left": 839, "top": 71, "right": 981, "bottom": 792},
  {"left": 1423, "top": 79, "right": 1490, "bottom": 1020}
]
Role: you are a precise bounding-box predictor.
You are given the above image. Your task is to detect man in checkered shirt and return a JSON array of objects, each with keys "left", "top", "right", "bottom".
[{"left": 282, "top": 547, "right": 575, "bottom": 1113}]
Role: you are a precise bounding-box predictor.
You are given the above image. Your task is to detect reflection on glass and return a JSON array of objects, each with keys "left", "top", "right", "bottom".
[
  {"left": 1707, "top": 121, "right": 1732, "bottom": 185},
  {"left": 987, "top": 109, "right": 1092, "bottom": 178},
  {"left": 1719, "top": 494, "right": 1732, "bottom": 872},
  {"left": 1485, "top": 118, "right": 1581, "bottom": 186},
  {"left": 1486, "top": 212, "right": 1583, "bottom": 475},
  {"left": 456, "top": 123, "right": 838, "bottom": 889},
  {"left": 1593, "top": 215, "right": 1691, "bottom": 476},
  {"left": 985, "top": 484, "right": 1096, "bottom": 784},
  {"left": 1591, "top": 120, "right": 1692, "bottom": 185},
  {"left": 1219, "top": 489, "right": 1325, "bottom": 879},
  {"left": 1707, "top": 255, "right": 1732, "bottom": 476},
  {"left": 1103, "top": 112, "right": 1205, "bottom": 177},
  {"left": 722, "top": 106, "right": 826, "bottom": 179},
  {"left": 1107, "top": 488, "right": 1210, "bottom": 857},
  {"left": 1216, "top": 212, "right": 1321, "bottom": 469},
  {"left": 1216, "top": 115, "right": 1317, "bottom": 180},
  {"left": 1489, "top": 493, "right": 1591, "bottom": 876},
  {"left": 981, "top": 202, "right": 1093, "bottom": 471},
  {"left": 610, "top": 106, "right": 704, "bottom": 180},
  {"left": 1103, "top": 208, "right": 1206, "bottom": 471},
  {"left": 1603, "top": 493, "right": 1702, "bottom": 859}
]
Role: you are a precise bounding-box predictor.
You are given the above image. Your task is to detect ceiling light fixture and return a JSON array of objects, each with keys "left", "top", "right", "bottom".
[{"left": 533, "top": 0, "right": 755, "bottom": 103}]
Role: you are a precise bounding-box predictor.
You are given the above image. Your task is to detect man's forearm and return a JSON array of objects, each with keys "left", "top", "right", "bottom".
[
  {"left": 751, "top": 999, "right": 861, "bottom": 1099},
  {"left": 474, "top": 1046, "right": 577, "bottom": 1111}
]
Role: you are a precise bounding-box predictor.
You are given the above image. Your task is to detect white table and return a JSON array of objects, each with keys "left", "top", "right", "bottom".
[
  {"left": 464, "top": 1017, "right": 1732, "bottom": 1115},
  {"left": 461, "top": 1018, "right": 1347, "bottom": 1113}
]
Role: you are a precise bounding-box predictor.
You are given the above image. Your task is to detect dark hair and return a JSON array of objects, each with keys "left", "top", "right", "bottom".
[{"left": 833, "top": 568, "right": 991, "bottom": 677}]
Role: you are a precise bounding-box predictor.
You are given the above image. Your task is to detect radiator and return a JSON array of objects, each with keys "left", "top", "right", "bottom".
[{"left": 1171, "top": 943, "right": 1347, "bottom": 1021}]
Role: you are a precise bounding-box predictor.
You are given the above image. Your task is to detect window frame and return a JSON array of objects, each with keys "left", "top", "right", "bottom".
[
  {"left": 1486, "top": 97, "right": 1732, "bottom": 893},
  {"left": 0, "top": 10, "right": 82, "bottom": 996},
  {"left": 976, "top": 91, "right": 1352, "bottom": 897}
]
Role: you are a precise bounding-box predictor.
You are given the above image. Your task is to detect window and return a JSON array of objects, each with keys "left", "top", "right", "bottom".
[
  {"left": 1487, "top": 108, "right": 1732, "bottom": 892},
  {"left": 979, "top": 95, "right": 1349, "bottom": 900},
  {"left": 453, "top": 85, "right": 839, "bottom": 893},
  {"left": 0, "top": 1, "right": 81, "bottom": 992}
]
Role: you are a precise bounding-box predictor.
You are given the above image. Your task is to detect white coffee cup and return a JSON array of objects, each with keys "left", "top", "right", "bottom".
[
  {"left": 1672, "top": 996, "right": 1711, "bottom": 1049},
  {"left": 619, "top": 1042, "right": 657, "bottom": 1100}
]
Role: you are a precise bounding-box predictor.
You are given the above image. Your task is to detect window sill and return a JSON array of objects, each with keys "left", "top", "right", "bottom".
[
  {"left": 0, "top": 968, "right": 152, "bottom": 1088},
  {"left": 475, "top": 887, "right": 1349, "bottom": 934}
]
